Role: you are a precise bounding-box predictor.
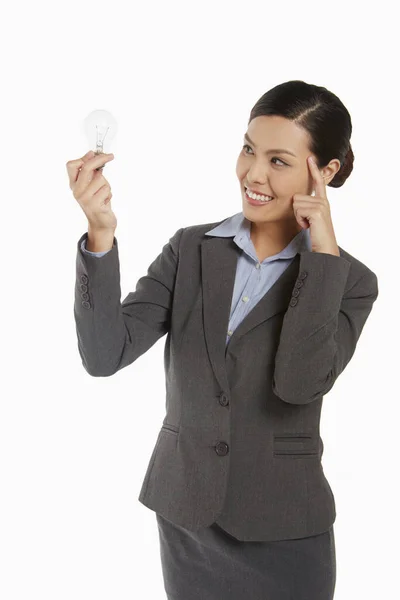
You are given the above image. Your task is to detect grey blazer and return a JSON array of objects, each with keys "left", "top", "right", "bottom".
[{"left": 74, "top": 217, "right": 379, "bottom": 542}]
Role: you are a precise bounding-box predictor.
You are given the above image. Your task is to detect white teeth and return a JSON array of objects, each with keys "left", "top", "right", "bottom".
[{"left": 245, "top": 187, "right": 273, "bottom": 202}]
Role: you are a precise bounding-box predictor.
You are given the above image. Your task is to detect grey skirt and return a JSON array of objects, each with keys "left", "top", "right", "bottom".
[{"left": 156, "top": 513, "right": 336, "bottom": 600}]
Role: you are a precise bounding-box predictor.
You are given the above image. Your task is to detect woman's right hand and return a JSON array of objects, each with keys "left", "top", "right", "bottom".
[{"left": 66, "top": 150, "right": 117, "bottom": 232}]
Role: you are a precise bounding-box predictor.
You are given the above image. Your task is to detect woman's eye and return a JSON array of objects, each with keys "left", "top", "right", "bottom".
[{"left": 242, "top": 144, "right": 286, "bottom": 166}]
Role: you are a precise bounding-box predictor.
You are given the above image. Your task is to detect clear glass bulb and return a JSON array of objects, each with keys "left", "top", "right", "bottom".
[{"left": 82, "top": 109, "right": 118, "bottom": 157}]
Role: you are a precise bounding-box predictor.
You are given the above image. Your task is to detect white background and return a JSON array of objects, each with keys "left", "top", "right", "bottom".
[{"left": 1, "top": 0, "right": 397, "bottom": 598}]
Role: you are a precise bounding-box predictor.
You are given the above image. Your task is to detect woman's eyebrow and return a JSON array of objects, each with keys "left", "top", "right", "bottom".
[{"left": 243, "top": 133, "right": 297, "bottom": 157}]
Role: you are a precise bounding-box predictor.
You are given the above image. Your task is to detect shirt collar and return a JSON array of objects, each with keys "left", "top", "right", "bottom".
[{"left": 205, "top": 211, "right": 312, "bottom": 258}]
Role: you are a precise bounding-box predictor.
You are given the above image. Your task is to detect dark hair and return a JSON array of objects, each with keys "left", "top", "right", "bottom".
[{"left": 248, "top": 80, "right": 354, "bottom": 188}]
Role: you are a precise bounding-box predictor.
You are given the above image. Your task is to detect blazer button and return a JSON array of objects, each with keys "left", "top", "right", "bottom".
[
  {"left": 81, "top": 292, "right": 89, "bottom": 301},
  {"left": 79, "top": 283, "right": 88, "bottom": 293},
  {"left": 292, "top": 288, "right": 300, "bottom": 298},
  {"left": 219, "top": 393, "right": 229, "bottom": 406},
  {"left": 289, "top": 297, "right": 298, "bottom": 307},
  {"left": 80, "top": 275, "right": 88, "bottom": 284},
  {"left": 299, "top": 271, "right": 308, "bottom": 279},
  {"left": 82, "top": 301, "right": 91, "bottom": 309},
  {"left": 215, "top": 442, "right": 229, "bottom": 456},
  {"left": 294, "top": 280, "right": 303, "bottom": 288}
]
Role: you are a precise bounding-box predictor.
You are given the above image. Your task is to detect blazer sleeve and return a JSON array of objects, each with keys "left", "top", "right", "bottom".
[
  {"left": 74, "top": 227, "right": 184, "bottom": 377},
  {"left": 272, "top": 250, "right": 379, "bottom": 405}
]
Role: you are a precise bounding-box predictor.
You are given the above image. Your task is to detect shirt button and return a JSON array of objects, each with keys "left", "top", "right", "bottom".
[
  {"left": 256, "top": 263, "right": 260, "bottom": 269},
  {"left": 228, "top": 330, "right": 233, "bottom": 336},
  {"left": 242, "top": 296, "right": 249, "bottom": 302}
]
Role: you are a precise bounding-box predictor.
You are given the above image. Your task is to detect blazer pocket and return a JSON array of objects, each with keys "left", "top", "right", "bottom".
[
  {"left": 161, "top": 424, "right": 180, "bottom": 436},
  {"left": 273, "top": 434, "right": 319, "bottom": 458}
]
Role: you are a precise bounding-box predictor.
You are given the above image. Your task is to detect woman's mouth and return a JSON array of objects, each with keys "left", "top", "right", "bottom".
[{"left": 244, "top": 186, "right": 275, "bottom": 206}]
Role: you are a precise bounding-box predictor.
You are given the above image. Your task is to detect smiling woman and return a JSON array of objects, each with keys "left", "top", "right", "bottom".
[
  {"left": 237, "top": 80, "right": 354, "bottom": 256},
  {"left": 73, "top": 78, "right": 377, "bottom": 600}
]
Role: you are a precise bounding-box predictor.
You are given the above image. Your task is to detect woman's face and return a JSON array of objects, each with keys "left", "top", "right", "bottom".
[{"left": 236, "top": 115, "right": 320, "bottom": 224}]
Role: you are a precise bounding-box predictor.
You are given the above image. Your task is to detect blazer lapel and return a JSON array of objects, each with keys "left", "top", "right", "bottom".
[{"left": 201, "top": 236, "right": 300, "bottom": 393}]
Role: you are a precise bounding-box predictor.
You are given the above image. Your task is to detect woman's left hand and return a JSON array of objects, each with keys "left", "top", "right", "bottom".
[{"left": 292, "top": 156, "right": 340, "bottom": 256}]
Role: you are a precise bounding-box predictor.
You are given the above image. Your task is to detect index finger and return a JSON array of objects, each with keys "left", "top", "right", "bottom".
[
  {"left": 66, "top": 150, "right": 95, "bottom": 188},
  {"left": 308, "top": 156, "right": 327, "bottom": 199}
]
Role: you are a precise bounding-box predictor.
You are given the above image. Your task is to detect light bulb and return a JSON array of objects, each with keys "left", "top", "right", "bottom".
[{"left": 82, "top": 109, "right": 118, "bottom": 170}]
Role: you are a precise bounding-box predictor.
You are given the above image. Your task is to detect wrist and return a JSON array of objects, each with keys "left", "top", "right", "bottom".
[
  {"left": 312, "top": 245, "right": 340, "bottom": 256},
  {"left": 86, "top": 227, "right": 116, "bottom": 252}
]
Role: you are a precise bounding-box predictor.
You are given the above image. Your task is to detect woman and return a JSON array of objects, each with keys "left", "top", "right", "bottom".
[{"left": 69, "top": 80, "right": 379, "bottom": 599}]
